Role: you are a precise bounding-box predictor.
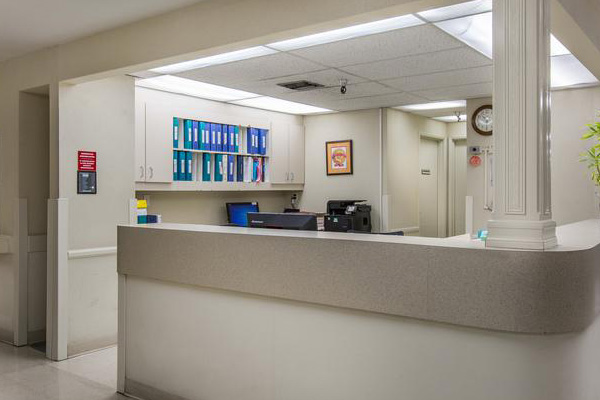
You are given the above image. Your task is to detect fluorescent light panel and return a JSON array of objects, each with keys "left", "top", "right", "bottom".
[
  {"left": 266, "top": 14, "right": 424, "bottom": 51},
  {"left": 418, "top": 0, "right": 492, "bottom": 22},
  {"left": 551, "top": 55, "right": 598, "bottom": 88},
  {"left": 434, "top": 114, "right": 467, "bottom": 123},
  {"left": 136, "top": 75, "right": 259, "bottom": 102},
  {"left": 150, "top": 46, "right": 277, "bottom": 74},
  {"left": 435, "top": 12, "right": 493, "bottom": 59},
  {"left": 398, "top": 100, "right": 466, "bottom": 111},
  {"left": 551, "top": 35, "right": 571, "bottom": 57},
  {"left": 232, "top": 96, "right": 331, "bottom": 115}
]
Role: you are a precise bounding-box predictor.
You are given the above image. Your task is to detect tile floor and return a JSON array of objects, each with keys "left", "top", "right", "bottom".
[{"left": 0, "top": 341, "right": 126, "bottom": 400}]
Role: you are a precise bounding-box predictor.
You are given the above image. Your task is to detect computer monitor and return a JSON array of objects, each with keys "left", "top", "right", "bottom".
[{"left": 226, "top": 202, "right": 259, "bottom": 227}]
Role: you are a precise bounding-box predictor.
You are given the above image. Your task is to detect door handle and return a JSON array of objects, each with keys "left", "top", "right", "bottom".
[
  {"left": 148, "top": 166, "right": 154, "bottom": 179},
  {"left": 139, "top": 166, "right": 145, "bottom": 179}
]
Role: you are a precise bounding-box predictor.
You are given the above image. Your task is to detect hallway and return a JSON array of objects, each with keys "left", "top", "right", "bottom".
[{"left": 0, "top": 342, "right": 124, "bottom": 400}]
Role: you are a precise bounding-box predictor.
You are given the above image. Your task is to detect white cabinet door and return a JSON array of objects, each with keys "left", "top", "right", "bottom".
[
  {"left": 134, "top": 101, "right": 146, "bottom": 182},
  {"left": 288, "top": 124, "right": 305, "bottom": 184},
  {"left": 269, "top": 122, "right": 290, "bottom": 184},
  {"left": 145, "top": 102, "right": 174, "bottom": 183}
]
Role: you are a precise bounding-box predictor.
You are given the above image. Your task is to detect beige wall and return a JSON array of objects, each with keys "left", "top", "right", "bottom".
[
  {"left": 551, "top": 86, "right": 600, "bottom": 225},
  {"left": 383, "top": 108, "right": 448, "bottom": 234},
  {"left": 58, "top": 76, "right": 135, "bottom": 356},
  {"left": 466, "top": 97, "right": 493, "bottom": 234},
  {"left": 301, "top": 109, "right": 382, "bottom": 231}
]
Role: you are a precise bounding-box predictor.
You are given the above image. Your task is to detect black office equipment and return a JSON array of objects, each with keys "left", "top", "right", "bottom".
[
  {"left": 324, "top": 200, "right": 372, "bottom": 233},
  {"left": 247, "top": 212, "right": 317, "bottom": 231},
  {"left": 226, "top": 202, "right": 259, "bottom": 227}
]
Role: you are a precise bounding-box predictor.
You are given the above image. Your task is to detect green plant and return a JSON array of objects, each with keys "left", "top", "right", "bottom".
[{"left": 580, "top": 121, "right": 600, "bottom": 186}]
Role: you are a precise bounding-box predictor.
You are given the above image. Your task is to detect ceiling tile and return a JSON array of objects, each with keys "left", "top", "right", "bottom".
[
  {"left": 340, "top": 47, "right": 491, "bottom": 81},
  {"left": 176, "top": 52, "right": 325, "bottom": 84},
  {"left": 317, "top": 92, "right": 428, "bottom": 112},
  {"left": 381, "top": 65, "right": 492, "bottom": 92},
  {"left": 230, "top": 69, "right": 367, "bottom": 97},
  {"left": 413, "top": 82, "right": 493, "bottom": 101},
  {"left": 289, "top": 25, "right": 464, "bottom": 68}
]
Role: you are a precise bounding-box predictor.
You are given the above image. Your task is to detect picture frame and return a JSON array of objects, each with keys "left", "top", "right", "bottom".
[
  {"left": 326, "top": 140, "right": 353, "bottom": 176},
  {"left": 77, "top": 171, "right": 97, "bottom": 194}
]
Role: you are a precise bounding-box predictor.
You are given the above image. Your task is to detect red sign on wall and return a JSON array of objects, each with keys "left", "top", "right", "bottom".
[{"left": 78, "top": 151, "right": 97, "bottom": 171}]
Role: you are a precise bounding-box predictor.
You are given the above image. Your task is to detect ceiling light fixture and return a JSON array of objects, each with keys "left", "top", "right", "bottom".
[
  {"left": 397, "top": 100, "right": 467, "bottom": 111},
  {"left": 231, "top": 96, "right": 332, "bottom": 115},
  {"left": 434, "top": 12, "right": 493, "bottom": 59},
  {"left": 417, "top": 0, "right": 492, "bottom": 23},
  {"left": 551, "top": 55, "right": 598, "bottom": 88},
  {"left": 434, "top": 114, "right": 467, "bottom": 123},
  {"left": 149, "top": 46, "right": 277, "bottom": 74},
  {"left": 266, "top": 14, "right": 424, "bottom": 52},
  {"left": 136, "top": 75, "right": 260, "bottom": 102}
]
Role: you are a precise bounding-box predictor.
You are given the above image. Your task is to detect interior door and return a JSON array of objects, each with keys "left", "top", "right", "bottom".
[
  {"left": 419, "top": 138, "right": 439, "bottom": 237},
  {"left": 288, "top": 124, "right": 305, "bottom": 184},
  {"left": 454, "top": 140, "right": 467, "bottom": 235}
]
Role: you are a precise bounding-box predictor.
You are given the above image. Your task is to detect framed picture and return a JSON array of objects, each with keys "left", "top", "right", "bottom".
[
  {"left": 326, "top": 140, "right": 353, "bottom": 176},
  {"left": 77, "top": 171, "right": 97, "bottom": 194}
]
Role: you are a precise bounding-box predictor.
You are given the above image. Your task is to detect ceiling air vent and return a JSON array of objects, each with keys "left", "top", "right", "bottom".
[{"left": 277, "top": 80, "right": 324, "bottom": 91}]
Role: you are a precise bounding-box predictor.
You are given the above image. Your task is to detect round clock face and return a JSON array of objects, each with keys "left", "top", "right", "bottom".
[{"left": 473, "top": 105, "right": 493, "bottom": 136}]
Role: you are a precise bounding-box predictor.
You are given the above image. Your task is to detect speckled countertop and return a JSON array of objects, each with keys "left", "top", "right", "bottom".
[{"left": 118, "top": 219, "right": 600, "bottom": 334}]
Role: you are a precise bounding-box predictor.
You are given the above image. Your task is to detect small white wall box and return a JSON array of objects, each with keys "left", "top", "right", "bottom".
[{"left": 468, "top": 146, "right": 482, "bottom": 155}]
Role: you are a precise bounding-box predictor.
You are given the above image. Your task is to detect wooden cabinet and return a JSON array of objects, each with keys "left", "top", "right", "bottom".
[
  {"left": 135, "top": 101, "right": 174, "bottom": 183},
  {"left": 270, "top": 123, "right": 305, "bottom": 184}
]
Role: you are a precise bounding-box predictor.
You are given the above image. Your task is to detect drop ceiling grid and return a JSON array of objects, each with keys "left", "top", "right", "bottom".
[{"left": 174, "top": 20, "right": 495, "bottom": 111}]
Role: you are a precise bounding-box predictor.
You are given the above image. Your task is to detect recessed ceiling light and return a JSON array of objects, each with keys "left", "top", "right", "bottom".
[
  {"left": 397, "top": 100, "right": 467, "bottom": 111},
  {"left": 433, "top": 114, "right": 467, "bottom": 123},
  {"left": 149, "top": 46, "right": 277, "bottom": 74},
  {"left": 266, "top": 14, "right": 424, "bottom": 52},
  {"left": 551, "top": 55, "right": 598, "bottom": 88},
  {"left": 231, "top": 96, "right": 332, "bottom": 115},
  {"left": 418, "top": 0, "right": 492, "bottom": 23},
  {"left": 435, "top": 12, "right": 493, "bottom": 59},
  {"left": 136, "top": 75, "right": 260, "bottom": 102}
]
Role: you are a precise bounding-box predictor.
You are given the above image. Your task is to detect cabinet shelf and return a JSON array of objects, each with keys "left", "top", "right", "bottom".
[
  {"left": 136, "top": 181, "right": 303, "bottom": 192},
  {"left": 174, "top": 148, "right": 269, "bottom": 158}
]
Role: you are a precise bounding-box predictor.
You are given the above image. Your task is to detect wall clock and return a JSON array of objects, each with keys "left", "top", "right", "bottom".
[{"left": 472, "top": 105, "right": 493, "bottom": 136}]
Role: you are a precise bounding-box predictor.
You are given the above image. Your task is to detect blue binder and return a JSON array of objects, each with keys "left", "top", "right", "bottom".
[
  {"left": 186, "top": 152, "right": 193, "bottom": 181},
  {"left": 246, "top": 127, "right": 253, "bottom": 154},
  {"left": 173, "top": 151, "right": 179, "bottom": 181},
  {"left": 173, "top": 118, "right": 180, "bottom": 149},
  {"left": 258, "top": 129, "right": 268, "bottom": 155},
  {"left": 202, "top": 153, "right": 211, "bottom": 182},
  {"left": 227, "top": 125, "right": 235, "bottom": 153},
  {"left": 227, "top": 155, "right": 235, "bottom": 182},
  {"left": 200, "top": 122, "right": 207, "bottom": 150},
  {"left": 183, "top": 120, "right": 192, "bottom": 149},
  {"left": 178, "top": 151, "right": 186, "bottom": 181},
  {"left": 210, "top": 123, "right": 217, "bottom": 151},
  {"left": 192, "top": 121, "right": 199, "bottom": 150},
  {"left": 222, "top": 125, "right": 228, "bottom": 152},
  {"left": 214, "top": 154, "right": 224, "bottom": 182},
  {"left": 234, "top": 126, "right": 240, "bottom": 153},
  {"left": 236, "top": 156, "right": 244, "bottom": 182},
  {"left": 217, "top": 124, "right": 223, "bottom": 152}
]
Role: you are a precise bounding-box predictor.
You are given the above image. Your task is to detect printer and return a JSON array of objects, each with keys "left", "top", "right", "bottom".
[{"left": 324, "top": 200, "right": 372, "bottom": 233}]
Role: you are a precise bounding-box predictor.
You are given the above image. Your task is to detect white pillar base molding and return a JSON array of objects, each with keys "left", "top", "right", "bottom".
[{"left": 486, "top": 220, "right": 557, "bottom": 250}]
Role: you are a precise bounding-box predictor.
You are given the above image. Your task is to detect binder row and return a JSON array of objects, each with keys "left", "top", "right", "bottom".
[
  {"left": 173, "top": 118, "right": 268, "bottom": 155},
  {"left": 173, "top": 151, "right": 267, "bottom": 183}
]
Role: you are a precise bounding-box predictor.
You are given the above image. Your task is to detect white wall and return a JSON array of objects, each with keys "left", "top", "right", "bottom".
[
  {"left": 58, "top": 76, "right": 135, "bottom": 356},
  {"left": 551, "top": 86, "right": 600, "bottom": 225},
  {"left": 301, "top": 109, "right": 382, "bottom": 231}
]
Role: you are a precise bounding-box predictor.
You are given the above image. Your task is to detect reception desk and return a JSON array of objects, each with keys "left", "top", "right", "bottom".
[{"left": 117, "top": 220, "right": 600, "bottom": 400}]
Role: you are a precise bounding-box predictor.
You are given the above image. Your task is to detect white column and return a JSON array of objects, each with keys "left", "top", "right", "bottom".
[{"left": 486, "top": 0, "right": 557, "bottom": 250}]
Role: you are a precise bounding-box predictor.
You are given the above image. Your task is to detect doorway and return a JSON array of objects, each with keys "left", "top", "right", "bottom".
[
  {"left": 419, "top": 137, "right": 441, "bottom": 237},
  {"left": 17, "top": 86, "right": 50, "bottom": 351}
]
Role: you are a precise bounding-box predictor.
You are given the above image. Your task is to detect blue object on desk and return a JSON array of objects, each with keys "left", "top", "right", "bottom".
[{"left": 226, "top": 202, "right": 259, "bottom": 227}]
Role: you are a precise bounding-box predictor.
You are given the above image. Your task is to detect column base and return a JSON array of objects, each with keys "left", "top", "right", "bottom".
[{"left": 486, "top": 219, "right": 557, "bottom": 250}]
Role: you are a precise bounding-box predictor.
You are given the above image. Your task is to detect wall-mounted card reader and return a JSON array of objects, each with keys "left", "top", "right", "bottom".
[{"left": 469, "top": 146, "right": 482, "bottom": 155}]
